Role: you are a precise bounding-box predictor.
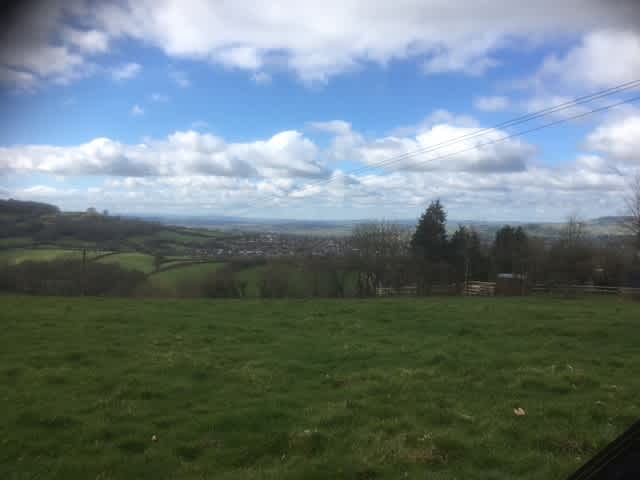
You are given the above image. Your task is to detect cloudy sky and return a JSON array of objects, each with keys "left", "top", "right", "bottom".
[{"left": 1, "top": 0, "right": 639, "bottom": 221}]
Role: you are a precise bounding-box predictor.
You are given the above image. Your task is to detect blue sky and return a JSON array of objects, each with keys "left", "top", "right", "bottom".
[{"left": 1, "top": 1, "right": 639, "bottom": 221}]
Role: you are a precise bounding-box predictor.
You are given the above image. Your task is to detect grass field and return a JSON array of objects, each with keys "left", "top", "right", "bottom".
[
  {"left": 96, "top": 252, "right": 157, "bottom": 274},
  {"left": 0, "top": 248, "right": 105, "bottom": 265},
  {"left": 1, "top": 296, "right": 638, "bottom": 479},
  {"left": 147, "top": 262, "right": 226, "bottom": 293}
]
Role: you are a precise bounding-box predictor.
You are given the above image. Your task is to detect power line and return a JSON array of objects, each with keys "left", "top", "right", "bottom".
[
  {"left": 293, "top": 79, "right": 640, "bottom": 195},
  {"left": 290, "top": 94, "right": 640, "bottom": 252},
  {"left": 372, "top": 94, "right": 640, "bottom": 183},
  {"left": 229, "top": 80, "right": 640, "bottom": 218}
]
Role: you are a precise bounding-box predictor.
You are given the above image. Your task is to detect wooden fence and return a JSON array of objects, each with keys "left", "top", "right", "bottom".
[
  {"left": 532, "top": 284, "right": 640, "bottom": 297},
  {"left": 378, "top": 282, "right": 640, "bottom": 298},
  {"left": 463, "top": 281, "right": 496, "bottom": 296},
  {"left": 376, "top": 286, "right": 417, "bottom": 297}
]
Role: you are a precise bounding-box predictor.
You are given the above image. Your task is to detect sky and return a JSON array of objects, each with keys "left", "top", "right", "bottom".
[{"left": 1, "top": 0, "right": 640, "bottom": 221}]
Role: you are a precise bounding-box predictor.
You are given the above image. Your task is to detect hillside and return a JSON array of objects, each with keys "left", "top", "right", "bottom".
[{"left": 0, "top": 199, "right": 226, "bottom": 255}]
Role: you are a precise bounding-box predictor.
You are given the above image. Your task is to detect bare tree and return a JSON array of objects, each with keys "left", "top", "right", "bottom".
[
  {"left": 349, "top": 221, "right": 411, "bottom": 295},
  {"left": 350, "top": 221, "right": 410, "bottom": 258},
  {"left": 624, "top": 173, "right": 640, "bottom": 249},
  {"left": 560, "top": 213, "right": 586, "bottom": 248},
  {"left": 549, "top": 214, "right": 593, "bottom": 285}
]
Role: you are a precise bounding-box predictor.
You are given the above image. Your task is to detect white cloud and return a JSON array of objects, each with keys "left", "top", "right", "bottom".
[
  {"left": 63, "top": 28, "right": 109, "bottom": 53},
  {"left": 149, "top": 92, "right": 169, "bottom": 102},
  {"left": 215, "top": 46, "right": 263, "bottom": 70},
  {"left": 0, "top": 66, "right": 37, "bottom": 91},
  {"left": 474, "top": 95, "right": 510, "bottom": 112},
  {"left": 112, "top": 62, "right": 141, "bottom": 81},
  {"left": 0, "top": 1, "right": 638, "bottom": 88},
  {"left": 391, "top": 110, "right": 479, "bottom": 137},
  {"left": 169, "top": 70, "right": 190, "bottom": 87},
  {"left": 251, "top": 72, "right": 271, "bottom": 85},
  {"left": 0, "top": 3, "right": 105, "bottom": 88},
  {"left": 3, "top": 109, "right": 639, "bottom": 220},
  {"left": 0, "top": 129, "right": 327, "bottom": 179},
  {"left": 354, "top": 124, "right": 535, "bottom": 173},
  {"left": 537, "top": 29, "right": 640, "bottom": 90},
  {"left": 585, "top": 111, "right": 640, "bottom": 164},
  {"left": 6, "top": 155, "right": 629, "bottom": 220},
  {"left": 191, "top": 120, "right": 210, "bottom": 130},
  {"left": 17, "top": 185, "right": 78, "bottom": 199},
  {"left": 313, "top": 112, "right": 529, "bottom": 173},
  {"left": 131, "top": 104, "right": 144, "bottom": 116},
  {"left": 308, "top": 120, "right": 353, "bottom": 135},
  {"left": 89, "top": 0, "right": 639, "bottom": 83},
  {"left": 518, "top": 94, "right": 595, "bottom": 121}
]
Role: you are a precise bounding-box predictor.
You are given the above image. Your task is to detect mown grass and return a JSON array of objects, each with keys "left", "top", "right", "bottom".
[{"left": 1, "top": 296, "right": 639, "bottom": 479}]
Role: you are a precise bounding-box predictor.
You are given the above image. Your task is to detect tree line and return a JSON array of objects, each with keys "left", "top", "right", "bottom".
[{"left": 1, "top": 181, "right": 639, "bottom": 298}]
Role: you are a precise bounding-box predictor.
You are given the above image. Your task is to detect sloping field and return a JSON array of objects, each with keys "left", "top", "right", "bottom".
[
  {"left": 95, "top": 252, "right": 156, "bottom": 274},
  {"left": 1, "top": 296, "right": 638, "bottom": 479},
  {"left": 0, "top": 248, "right": 99, "bottom": 265}
]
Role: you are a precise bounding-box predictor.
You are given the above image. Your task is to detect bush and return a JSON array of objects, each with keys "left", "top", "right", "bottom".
[
  {"left": 0, "top": 259, "right": 146, "bottom": 297},
  {"left": 259, "top": 263, "right": 291, "bottom": 298},
  {"left": 201, "top": 265, "right": 240, "bottom": 298}
]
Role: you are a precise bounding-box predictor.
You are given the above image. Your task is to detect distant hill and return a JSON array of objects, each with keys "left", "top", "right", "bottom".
[
  {"left": 2, "top": 198, "right": 631, "bottom": 240},
  {"left": 0, "top": 198, "right": 59, "bottom": 217},
  {"left": 131, "top": 212, "right": 632, "bottom": 239}
]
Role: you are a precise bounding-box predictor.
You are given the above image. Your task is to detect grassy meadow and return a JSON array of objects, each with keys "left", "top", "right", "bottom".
[
  {"left": 1, "top": 296, "right": 639, "bottom": 479},
  {"left": 0, "top": 248, "right": 107, "bottom": 265},
  {"left": 96, "top": 252, "right": 157, "bottom": 274}
]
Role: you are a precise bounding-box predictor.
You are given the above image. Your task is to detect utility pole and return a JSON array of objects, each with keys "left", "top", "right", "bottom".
[
  {"left": 464, "top": 256, "right": 469, "bottom": 287},
  {"left": 81, "top": 247, "right": 86, "bottom": 296}
]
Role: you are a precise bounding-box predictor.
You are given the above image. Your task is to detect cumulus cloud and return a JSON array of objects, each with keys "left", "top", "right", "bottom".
[
  {"left": 89, "top": 0, "right": 636, "bottom": 82},
  {"left": 191, "top": 120, "right": 210, "bottom": 130},
  {"left": 585, "top": 111, "right": 640, "bottom": 164},
  {"left": 308, "top": 120, "right": 353, "bottom": 135},
  {"left": 251, "top": 72, "right": 271, "bottom": 85},
  {"left": 537, "top": 29, "right": 640, "bottom": 90},
  {"left": 0, "top": 66, "right": 37, "bottom": 90},
  {"left": 0, "top": 129, "right": 328, "bottom": 179},
  {"left": 2, "top": 109, "right": 638, "bottom": 220},
  {"left": 0, "top": 2, "right": 101, "bottom": 88},
  {"left": 17, "top": 185, "right": 78, "bottom": 198},
  {"left": 63, "top": 28, "right": 109, "bottom": 53},
  {"left": 360, "top": 127, "right": 534, "bottom": 173},
  {"left": 112, "top": 62, "right": 141, "bottom": 81},
  {"left": 169, "top": 70, "right": 190, "bottom": 87},
  {"left": 318, "top": 113, "right": 533, "bottom": 173},
  {"left": 1, "top": 1, "right": 638, "bottom": 88},
  {"left": 474, "top": 95, "right": 510, "bottom": 112},
  {"left": 149, "top": 92, "right": 168, "bottom": 102}
]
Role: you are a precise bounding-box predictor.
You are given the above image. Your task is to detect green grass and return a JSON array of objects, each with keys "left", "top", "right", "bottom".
[
  {"left": 152, "top": 229, "right": 222, "bottom": 244},
  {"left": 0, "top": 248, "right": 99, "bottom": 265},
  {"left": 1, "top": 296, "right": 639, "bottom": 479},
  {"left": 147, "top": 262, "right": 226, "bottom": 293},
  {"left": 96, "top": 252, "right": 156, "bottom": 274},
  {"left": 0, "top": 237, "right": 33, "bottom": 248}
]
